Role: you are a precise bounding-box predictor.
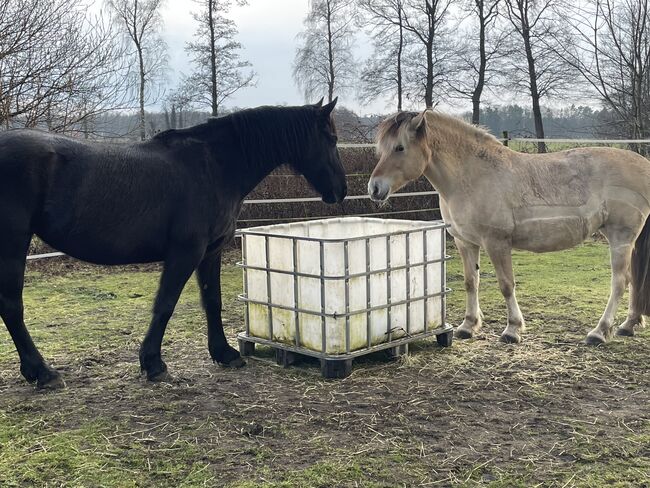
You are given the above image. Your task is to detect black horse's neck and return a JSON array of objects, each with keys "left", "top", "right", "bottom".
[
  {"left": 152, "top": 106, "right": 315, "bottom": 201},
  {"left": 223, "top": 106, "right": 314, "bottom": 198}
]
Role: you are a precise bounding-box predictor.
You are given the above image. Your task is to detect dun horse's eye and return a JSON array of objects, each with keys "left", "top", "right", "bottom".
[{"left": 396, "top": 145, "right": 404, "bottom": 152}]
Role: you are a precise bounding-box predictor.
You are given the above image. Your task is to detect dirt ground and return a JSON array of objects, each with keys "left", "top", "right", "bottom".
[{"left": 1, "top": 242, "right": 649, "bottom": 487}]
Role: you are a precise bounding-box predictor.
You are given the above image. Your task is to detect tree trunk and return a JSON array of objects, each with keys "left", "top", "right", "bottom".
[
  {"left": 471, "top": 5, "right": 487, "bottom": 125},
  {"left": 425, "top": 39, "right": 434, "bottom": 108},
  {"left": 326, "top": 0, "right": 335, "bottom": 102},
  {"left": 137, "top": 43, "right": 146, "bottom": 141},
  {"left": 397, "top": 3, "right": 404, "bottom": 111},
  {"left": 522, "top": 23, "right": 546, "bottom": 152},
  {"left": 209, "top": 0, "right": 219, "bottom": 116}
]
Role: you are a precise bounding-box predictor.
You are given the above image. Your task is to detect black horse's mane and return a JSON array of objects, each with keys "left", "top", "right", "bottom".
[{"left": 154, "top": 105, "right": 319, "bottom": 170}]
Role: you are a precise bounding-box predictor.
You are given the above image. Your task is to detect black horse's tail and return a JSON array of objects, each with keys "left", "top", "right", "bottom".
[{"left": 632, "top": 215, "right": 650, "bottom": 315}]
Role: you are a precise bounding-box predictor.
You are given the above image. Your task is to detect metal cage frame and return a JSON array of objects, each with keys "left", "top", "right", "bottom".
[{"left": 236, "top": 218, "right": 453, "bottom": 371}]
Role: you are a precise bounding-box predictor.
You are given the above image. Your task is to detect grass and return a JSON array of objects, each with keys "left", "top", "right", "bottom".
[{"left": 1, "top": 241, "right": 649, "bottom": 487}]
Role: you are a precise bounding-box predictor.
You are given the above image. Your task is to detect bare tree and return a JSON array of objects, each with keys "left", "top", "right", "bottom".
[
  {"left": 106, "top": 0, "right": 168, "bottom": 140},
  {"left": 184, "top": 0, "right": 255, "bottom": 116},
  {"left": 293, "top": 0, "right": 357, "bottom": 102},
  {"left": 452, "top": 0, "right": 508, "bottom": 124},
  {"left": 162, "top": 86, "right": 195, "bottom": 129},
  {"left": 503, "top": 0, "right": 575, "bottom": 152},
  {"left": 0, "top": 0, "right": 130, "bottom": 133},
  {"left": 401, "top": 0, "right": 454, "bottom": 108},
  {"left": 357, "top": 0, "right": 407, "bottom": 110},
  {"left": 560, "top": 0, "right": 650, "bottom": 149}
]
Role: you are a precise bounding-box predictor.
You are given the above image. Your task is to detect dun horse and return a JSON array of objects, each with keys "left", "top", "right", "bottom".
[
  {"left": 369, "top": 109, "right": 650, "bottom": 345},
  {"left": 0, "top": 100, "right": 346, "bottom": 389}
]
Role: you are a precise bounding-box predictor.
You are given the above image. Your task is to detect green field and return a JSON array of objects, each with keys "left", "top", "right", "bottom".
[{"left": 1, "top": 241, "right": 649, "bottom": 487}]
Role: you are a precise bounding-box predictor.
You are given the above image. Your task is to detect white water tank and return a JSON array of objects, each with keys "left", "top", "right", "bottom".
[{"left": 238, "top": 217, "right": 448, "bottom": 356}]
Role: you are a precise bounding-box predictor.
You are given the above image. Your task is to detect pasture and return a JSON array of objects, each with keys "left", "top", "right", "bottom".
[{"left": 1, "top": 240, "right": 649, "bottom": 487}]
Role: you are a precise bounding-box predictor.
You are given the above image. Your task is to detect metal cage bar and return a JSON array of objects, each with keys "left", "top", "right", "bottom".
[
  {"left": 265, "top": 235, "right": 273, "bottom": 340},
  {"left": 386, "top": 235, "right": 392, "bottom": 343},
  {"left": 292, "top": 237, "right": 300, "bottom": 348},
  {"left": 423, "top": 229, "right": 428, "bottom": 333},
  {"left": 405, "top": 232, "right": 411, "bottom": 336},
  {"left": 365, "top": 237, "right": 371, "bottom": 349},
  {"left": 242, "top": 234, "right": 250, "bottom": 336},
  {"left": 344, "top": 241, "right": 351, "bottom": 354},
  {"left": 319, "top": 241, "right": 326, "bottom": 354}
]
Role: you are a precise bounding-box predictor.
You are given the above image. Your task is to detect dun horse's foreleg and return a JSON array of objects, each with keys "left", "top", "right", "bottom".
[
  {"left": 196, "top": 251, "right": 245, "bottom": 368},
  {"left": 485, "top": 242, "right": 525, "bottom": 343},
  {"left": 586, "top": 240, "right": 633, "bottom": 344},
  {"left": 139, "top": 247, "right": 204, "bottom": 381},
  {"left": 454, "top": 238, "right": 483, "bottom": 339},
  {"left": 1, "top": 234, "right": 63, "bottom": 389}
]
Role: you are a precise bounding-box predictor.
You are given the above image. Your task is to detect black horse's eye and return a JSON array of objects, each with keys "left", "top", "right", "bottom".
[{"left": 396, "top": 144, "right": 404, "bottom": 152}]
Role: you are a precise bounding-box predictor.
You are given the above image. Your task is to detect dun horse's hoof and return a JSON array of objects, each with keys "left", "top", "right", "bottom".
[
  {"left": 36, "top": 371, "right": 65, "bottom": 390},
  {"left": 455, "top": 328, "right": 473, "bottom": 340},
  {"left": 585, "top": 333, "right": 606, "bottom": 345},
  {"left": 615, "top": 327, "right": 635, "bottom": 337},
  {"left": 499, "top": 332, "right": 521, "bottom": 344},
  {"left": 218, "top": 356, "right": 246, "bottom": 368}
]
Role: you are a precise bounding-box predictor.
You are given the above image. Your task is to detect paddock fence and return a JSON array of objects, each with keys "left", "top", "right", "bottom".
[{"left": 26, "top": 137, "right": 650, "bottom": 261}]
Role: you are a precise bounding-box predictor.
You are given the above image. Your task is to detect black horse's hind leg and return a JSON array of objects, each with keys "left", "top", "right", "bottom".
[
  {"left": 196, "top": 251, "right": 244, "bottom": 368},
  {"left": 1, "top": 234, "right": 63, "bottom": 389},
  {"left": 139, "top": 246, "right": 204, "bottom": 381}
]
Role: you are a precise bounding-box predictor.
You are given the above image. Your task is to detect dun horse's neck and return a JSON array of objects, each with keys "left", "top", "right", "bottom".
[{"left": 422, "top": 112, "right": 506, "bottom": 199}]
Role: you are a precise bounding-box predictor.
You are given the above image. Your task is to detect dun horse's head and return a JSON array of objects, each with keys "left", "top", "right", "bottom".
[
  {"left": 294, "top": 98, "right": 347, "bottom": 204},
  {"left": 368, "top": 110, "right": 430, "bottom": 202}
]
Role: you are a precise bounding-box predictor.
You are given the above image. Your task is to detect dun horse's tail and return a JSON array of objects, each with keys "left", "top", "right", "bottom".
[{"left": 632, "top": 215, "right": 650, "bottom": 315}]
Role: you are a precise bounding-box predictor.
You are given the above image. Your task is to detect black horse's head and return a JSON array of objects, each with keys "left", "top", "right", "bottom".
[{"left": 292, "top": 98, "right": 347, "bottom": 204}]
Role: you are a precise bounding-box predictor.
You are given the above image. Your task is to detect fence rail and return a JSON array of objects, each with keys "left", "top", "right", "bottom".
[
  {"left": 26, "top": 137, "right": 650, "bottom": 261},
  {"left": 342, "top": 138, "right": 650, "bottom": 147}
]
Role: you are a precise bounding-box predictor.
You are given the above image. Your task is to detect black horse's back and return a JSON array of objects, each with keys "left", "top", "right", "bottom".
[{"left": 0, "top": 129, "right": 187, "bottom": 264}]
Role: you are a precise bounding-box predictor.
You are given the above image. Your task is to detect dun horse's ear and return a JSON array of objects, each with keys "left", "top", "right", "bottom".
[
  {"left": 411, "top": 111, "right": 428, "bottom": 136},
  {"left": 321, "top": 97, "right": 338, "bottom": 117}
]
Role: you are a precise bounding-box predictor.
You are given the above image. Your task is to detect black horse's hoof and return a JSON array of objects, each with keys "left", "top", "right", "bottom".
[
  {"left": 455, "top": 328, "right": 473, "bottom": 340},
  {"left": 21, "top": 367, "right": 38, "bottom": 384},
  {"left": 615, "top": 327, "right": 634, "bottom": 337},
  {"left": 36, "top": 370, "right": 65, "bottom": 390},
  {"left": 148, "top": 370, "right": 173, "bottom": 383},
  {"left": 212, "top": 344, "right": 246, "bottom": 368},
  {"left": 218, "top": 356, "right": 246, "bottom": 368}
]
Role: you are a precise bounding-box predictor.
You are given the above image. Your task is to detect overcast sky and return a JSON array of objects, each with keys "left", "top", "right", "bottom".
[{"left": 158, "top": 0, "right": 387, "bottom": 115}]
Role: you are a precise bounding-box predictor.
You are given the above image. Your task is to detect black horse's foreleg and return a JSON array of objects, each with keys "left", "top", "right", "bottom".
[
  {"left": 1, "top": 233, "right": 63, "bottom": 389},
  {"left": 196, "top": 251, "right": 245, "bottom": 368},
  {"left": 139, "top": 248, "right": 203, "bottom": 381}
]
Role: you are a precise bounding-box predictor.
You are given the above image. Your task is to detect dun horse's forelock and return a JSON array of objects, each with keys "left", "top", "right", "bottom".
[{"left": 376, "top": 111, "right": 419, "bottom": 155}]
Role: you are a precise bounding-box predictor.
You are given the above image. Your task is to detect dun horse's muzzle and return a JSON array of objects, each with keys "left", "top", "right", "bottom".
[{"left": 368, "top": 177, "right": 390, "bottom": 202}]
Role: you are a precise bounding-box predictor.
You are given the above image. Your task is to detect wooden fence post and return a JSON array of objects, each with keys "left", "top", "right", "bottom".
[{"left": 502, "top": 131, "right": 509, "bottom": 147}]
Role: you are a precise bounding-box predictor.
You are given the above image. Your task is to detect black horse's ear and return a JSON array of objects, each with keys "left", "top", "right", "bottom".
[
  {"left": 321, "top": 97, "right": 338, "bottom": 117},
  {"left": 314, "top": 97, "right": 324, "bottom": 108}
]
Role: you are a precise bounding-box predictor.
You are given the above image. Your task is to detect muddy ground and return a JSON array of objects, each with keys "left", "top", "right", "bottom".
[{"left": 1, "top": 242, "right": 649, "bottom": 487}]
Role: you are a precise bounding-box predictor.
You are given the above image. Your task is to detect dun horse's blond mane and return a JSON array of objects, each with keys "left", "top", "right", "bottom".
[{"left": 377, "top": 110, "right": 501, "bottom": 152}]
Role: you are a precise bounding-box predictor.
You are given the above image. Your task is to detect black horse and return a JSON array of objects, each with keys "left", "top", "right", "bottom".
[{"left": 0, "top": 99, "right": 346, "bottom": 389}]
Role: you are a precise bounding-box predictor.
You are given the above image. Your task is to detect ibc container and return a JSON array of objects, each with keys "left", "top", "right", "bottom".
[{"left": 237, "top": 217, "right": 452, "bottom": 378}]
